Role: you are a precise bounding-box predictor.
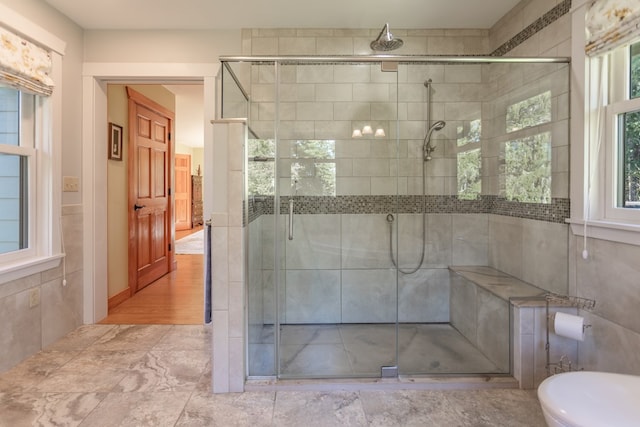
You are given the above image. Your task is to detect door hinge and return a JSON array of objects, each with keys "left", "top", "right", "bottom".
[
  {"left": 168, "top": 243, "right": 172, "bottom": 251},
  {"left": 168, "top": 187, "right": 171, "bottom": 196},
  {"left": 168, "top": 132, "right": 171, "bottom": 141}
]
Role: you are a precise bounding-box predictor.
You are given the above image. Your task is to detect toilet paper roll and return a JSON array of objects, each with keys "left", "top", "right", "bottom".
[{"left": 554, "top": 312, "right": 585, "bottom": 341}]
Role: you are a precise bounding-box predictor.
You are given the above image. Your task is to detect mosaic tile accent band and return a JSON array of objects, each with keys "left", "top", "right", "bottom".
[
  {"left": 247, "top": 195, "right": 570, "bottom": 225},
  {"left": 491, "top": 0, "right": 572, "bottom": 56}
]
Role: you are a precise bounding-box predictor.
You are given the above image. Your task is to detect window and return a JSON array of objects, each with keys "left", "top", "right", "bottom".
[
  {"left": 248, "top": 138, "right": 275, "bottom": 196},
  {"left": 247, "top": 139, "right": 337, "bottom": 197},
  {"left": 604, "top": 40, "right": 640, "bottom": 222},
  {"left": 0, "top": 87, "right": 36, "bottom": 259},
  {"left": 501, "top": 91, "right": 553, "bottom": 203},
  {"left": 506, "top": 91, "right": 551, "bottom": 133},
  {"left": 503, "top": 133, "right": 552, "bottom": 203},
  {"left": 456, "top": 119, "right": 481, "bottom": 200},
  {"left": 0, "top": 10, "right": 64, "bottom": 284},
  {"left": 290, "top": 140, "right": 336, "bottom": 196}
]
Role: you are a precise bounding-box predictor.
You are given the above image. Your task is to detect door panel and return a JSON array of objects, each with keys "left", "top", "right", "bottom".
[
  {"left": 274, "top": 63, "right": 399, "bottom": 379},
  {"left": 154, "top": 151, "right": 166, "bottom": 197},
  {"left": 128, "top": 87, "right": 174, "bottom": 293}
]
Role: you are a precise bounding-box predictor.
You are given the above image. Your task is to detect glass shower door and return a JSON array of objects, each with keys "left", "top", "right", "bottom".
[{"left": 275, "top": 61, "right": 400, "bottom": 378}]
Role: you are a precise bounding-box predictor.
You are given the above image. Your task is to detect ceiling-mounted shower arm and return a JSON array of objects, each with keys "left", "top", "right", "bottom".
[{"left": 370, "top": 23, "right": 404, "bottom": 51}]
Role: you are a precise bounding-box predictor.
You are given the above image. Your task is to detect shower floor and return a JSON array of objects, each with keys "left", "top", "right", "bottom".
[{"left": 250, "top": 323, "right": 505, "bottom": 378}]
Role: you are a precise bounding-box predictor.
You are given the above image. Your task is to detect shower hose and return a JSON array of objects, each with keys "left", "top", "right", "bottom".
[{"left": 387, "top": 159, "right": 428, "bottom": 275}]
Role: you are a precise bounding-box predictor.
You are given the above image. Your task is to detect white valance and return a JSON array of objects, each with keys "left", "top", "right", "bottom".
[
  {"left": 0, "top": 26, "right": 54, "bottom": 96},
  {"left": 585, "top": 0, "right": 640, "bottom": 56}
]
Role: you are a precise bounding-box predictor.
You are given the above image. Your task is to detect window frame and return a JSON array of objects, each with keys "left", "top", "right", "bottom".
[
  {"left": 0, "top": 89, "right": 61, "bottom": 283},
  {"left": 0, "top": 8, "right": 65, "bottom": 285},
  {"left": 602, "top": 42, "right": 640, "bottom": 224},
  {"left": 0, "top": 90, "right": 37, "bottom": 262},
  {"left": 500, "top": 88, "right": 554, "bottom": 204}
]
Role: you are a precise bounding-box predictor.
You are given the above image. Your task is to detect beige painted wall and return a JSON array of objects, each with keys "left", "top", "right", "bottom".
[
  {"left": 83, "top": 29, "right": 241, "bottom": 63},
  {"left": 192, "top": 147, "right": 204, "bottom": 176},
  {"left": 107, "top": 84, "right": 175, "bottom": 299}
]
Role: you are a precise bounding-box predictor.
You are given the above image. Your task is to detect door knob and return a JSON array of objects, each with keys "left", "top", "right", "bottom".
[{"left": 134, "top": 204, "right": 146, "bottom": 211}]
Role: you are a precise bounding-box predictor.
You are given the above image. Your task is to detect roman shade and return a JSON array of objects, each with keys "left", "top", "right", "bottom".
[
  {"left": 0, "top": 25, "right": 54, "bottom": 96},
  {"left": 585, "top": 0, "right": 640, "bottom": 56}
]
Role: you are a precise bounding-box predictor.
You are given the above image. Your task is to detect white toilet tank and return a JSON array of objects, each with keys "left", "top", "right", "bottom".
[{"left": 538, "top": 371, "right": 640, "bottom": 427}]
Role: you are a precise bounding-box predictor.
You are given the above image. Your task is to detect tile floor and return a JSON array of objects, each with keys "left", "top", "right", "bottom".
[
  {"left": 0, "top": 324, "right": 547, "bottom": 426},
  {"left": 250, "top": 324, "right": 504, "bottom": 378}
]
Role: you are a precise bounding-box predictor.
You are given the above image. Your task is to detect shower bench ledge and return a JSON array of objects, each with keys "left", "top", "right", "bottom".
[
  {"left": 449, "top": 265, "right": 555, "bottom": 390},
  {"left": 448, "top": 265, "right": 546, "bottom": 302}
]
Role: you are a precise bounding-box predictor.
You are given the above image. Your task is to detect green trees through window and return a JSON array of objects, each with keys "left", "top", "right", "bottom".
[
  {"left": 504, "top": 133, "right": 552, "bottom": 204},
  {"left": 457, "top": 119, "right": 482, "bottom": 200},
  {"left": 620, "top": 42, "right": 640, "bottom": 208},
  {"left": 503, "top": 91, "right": 552, "bottom": 203}
]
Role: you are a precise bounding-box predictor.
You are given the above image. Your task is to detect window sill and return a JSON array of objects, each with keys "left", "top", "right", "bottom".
[
  {"left": 567, "top": 218, "right": 640, "bottom": 246},
  {"left": 0, "top": 253, "right": 64, "bottom": 286}
]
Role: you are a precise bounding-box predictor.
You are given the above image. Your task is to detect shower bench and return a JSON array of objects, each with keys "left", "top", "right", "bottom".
[{"left": 448, "top": 266, "right": 551, "bottom": 389}]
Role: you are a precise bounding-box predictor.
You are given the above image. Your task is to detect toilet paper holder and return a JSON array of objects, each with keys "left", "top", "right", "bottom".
[{"left": 544, "top": 293, "right": 596, "bottom": 376}]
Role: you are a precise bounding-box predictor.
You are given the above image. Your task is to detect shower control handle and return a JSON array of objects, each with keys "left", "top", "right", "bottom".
[{"left": 288, "top": 199, "right": 294, "bottom": 241}]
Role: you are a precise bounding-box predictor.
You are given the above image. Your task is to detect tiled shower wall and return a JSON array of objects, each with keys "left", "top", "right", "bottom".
[
  {"left": 240, "top": 0, "right": 573, "bottom": 327},
  {"left": 243, "top": 64, "right": 570, "bottom": 324}
]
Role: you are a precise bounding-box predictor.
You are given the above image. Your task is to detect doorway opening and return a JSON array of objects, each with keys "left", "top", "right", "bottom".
[{"left": 101, "top": 83, "right": 206, "bottom": 325}]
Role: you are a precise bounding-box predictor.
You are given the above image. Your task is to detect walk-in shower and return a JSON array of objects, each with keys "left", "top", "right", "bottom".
[{"left": 220, "top": 54, "right": 570, "bottom": 381}]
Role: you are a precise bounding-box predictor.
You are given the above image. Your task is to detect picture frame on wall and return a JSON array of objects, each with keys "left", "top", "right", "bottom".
[{"left": 108, "top": 122, "right": 123, "bottom": 161}]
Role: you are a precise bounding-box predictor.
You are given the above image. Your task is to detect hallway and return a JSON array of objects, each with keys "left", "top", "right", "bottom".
[{"left": 102, "top": 226, "right": 205, "bottom": 325}]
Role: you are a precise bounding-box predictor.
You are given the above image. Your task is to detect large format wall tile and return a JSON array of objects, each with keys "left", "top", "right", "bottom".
[
  {"left": 398, "top": 268, "right": 450, "bottom": 323},
  {"left": 342, "top": 214, "right": 392, "bottom": 269},
  {"left": 395, "top": 214, "right": 455, "bottom": 269},
  {"left": 285, "top": 214, "right": 341, "bottom": 269},
  {"left": 579, "top": 311, "right": 640, "bottom": 373},
  {"left": 576, "top": 238, "right": 640, "bottom": 335},
  {"left": 476, "top": 288, "right": 509, "bottom": 371},
  {"left": 449, "top": 272, "right": 477, "bottom": 341},
  {"left": 41, "top": 270, "right": 83, "bottom": 349},
  {"left": 342, "top": 269, "right": 397, "bottom": 323},
  {"left": 489, "top": 215, "right": 523, "bottom": 278},
  {"left": 522, "top": 219, "right": 568, "bottom": 295},
  {"left": 452, "top": 214, "right": 489, "bottom": 265},
  {"left": 285, "top": 270, "right": 341, "bottom": 323},
  {"left": 0, "top": 289, "right": 42, "bottom": 372}
]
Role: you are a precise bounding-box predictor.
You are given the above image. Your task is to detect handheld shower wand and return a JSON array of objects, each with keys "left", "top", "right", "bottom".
[{"left": 423, "top": 120, "right": 446, "bottom": 161}]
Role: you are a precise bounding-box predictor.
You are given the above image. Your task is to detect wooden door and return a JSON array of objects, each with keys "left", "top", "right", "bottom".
[
  {"left": 174, "top": 154, "right": 192, "bottom": 231},
  {"left": 127, "top": 87, "right": 175, "bottom": 293}
]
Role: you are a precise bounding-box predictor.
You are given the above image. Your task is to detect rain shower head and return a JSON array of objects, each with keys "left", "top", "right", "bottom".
[{"left": 370, "top": 23, "right": 403, "bottom": 51}]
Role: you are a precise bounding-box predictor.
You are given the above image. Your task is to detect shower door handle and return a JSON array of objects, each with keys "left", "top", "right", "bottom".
[{"left": 288, "top": 199, "right": 294, "bottom": 240}]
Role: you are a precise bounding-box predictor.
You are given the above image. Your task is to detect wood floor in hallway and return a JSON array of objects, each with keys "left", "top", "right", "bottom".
[{"left": 101, "top": 226, "right": 205, "bottom": 325}]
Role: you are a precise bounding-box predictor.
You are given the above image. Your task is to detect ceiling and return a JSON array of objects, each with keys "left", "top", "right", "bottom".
[
  {"left": 163, "top": 85, "right": 204, "bottom": 148},
  {"left": 44, "top": 0, "right": 521, "bottom": 30}
]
